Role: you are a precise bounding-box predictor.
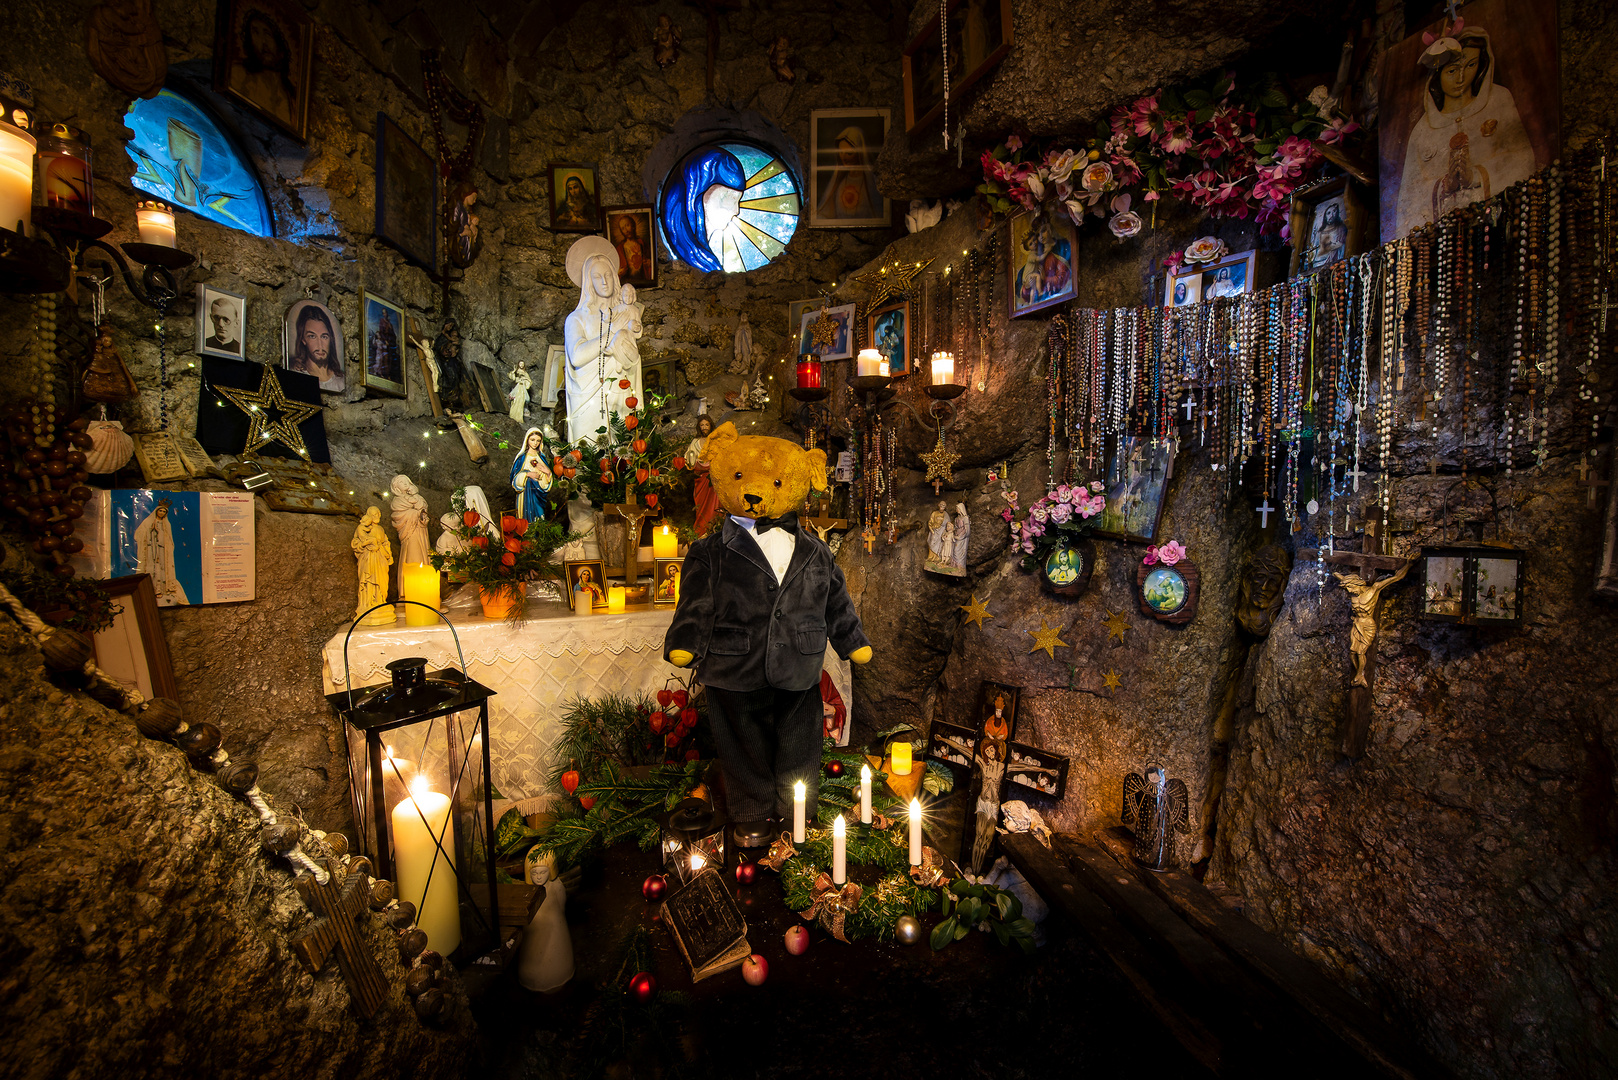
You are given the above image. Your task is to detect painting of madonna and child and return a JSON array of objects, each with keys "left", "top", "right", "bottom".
[{"left": 1378, "top": 0, "right": 1558, "bottom": 242}]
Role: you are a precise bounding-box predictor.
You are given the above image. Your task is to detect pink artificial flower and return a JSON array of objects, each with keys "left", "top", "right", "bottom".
[
  {"left": 1142, "top": 546, "right": 1160, "bottom": 566},
  {"left": 1048, "top": 502, "right": 1072, "bottom": 524},
  {"left": 1158, "top": 121, "right": 1195, "bottom": 156},
  {"left": 1276, "top": 136, "right": 1317, "bottom": 169},
  {"left": 1031, "top": 506, "right": 1048, "bottom": 523},
  {"left": 1082, "top": 161, "right": 1113, "bottom": 192},
  {"left": 1089, "top": 481, "right": 1105, "bottom": 493},
  {"left": 1162, "top": 251, "right": 1184, "bottom": 272},
  {"left": 1044, "top": 149, "right": 1078, "bottom": 185},
  {"left": 1000, "top": 508, "right": 1014, "bottom": 522},
  {"left": 1022, "top": 538, "right": 1035, "bottom": 554},
  {"left": 1054, "top": 484, "right": 1074, "bottom": 502},
  {"left": 980, "top": 150, "right": 1008, "bottom": 183},
  {"left": 1156, "top": 540, "right": 1187, "bottom": 565},
  {"left": 1005, "top": 135, "right": 1024, "bottom": 152},
  {"left": 1129, "top": 93, "right": 1160, "bottom": 137},
  {"left": 1109, "top": 210, "right": 1143, "bottom": 239},
  {"left": 1319, "top": 116, "right": 1360, "bottom": 145}
]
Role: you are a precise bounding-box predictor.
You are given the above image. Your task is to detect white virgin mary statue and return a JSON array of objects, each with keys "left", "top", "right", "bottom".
[
  {"left": 133, "top": 499, "right": 190, "bottom": 606},
  {"left": 563, "top": 235, "right": 641, "bottom": 447}
]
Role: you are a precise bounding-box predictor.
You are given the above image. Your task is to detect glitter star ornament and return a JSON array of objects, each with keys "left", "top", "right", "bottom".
[
  {"left": 214, "top": 364, "right": 323, "bottom": 458},
  {"left": 959, "top": 595, "right": 991, "bottom": 629},
  {"left": 852, "top": 258, "right": 933, "bottom": 311},
  {"left": 921, "top": 429, "right": 960, "bottom": 494},
  {"left": 1102, "top": 608, "right": 1132, "bottom": 643},
  {"left": 810, "top": 306, "right": 840, "bottom": 352},
  {"left": 1102, "top": 669, "right": 1122, "bottom": 693},
  {"left": 1026, "top": 617, "right": 1069, "bottom": 658}
]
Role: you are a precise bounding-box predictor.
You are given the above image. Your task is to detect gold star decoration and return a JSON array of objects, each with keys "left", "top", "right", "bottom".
[
  {"left": 1102, "top": 608, "right": 1132, "bottom": 643},
  {"left": 1102, "top": 668, "right": 1122, "bottom": 693},
  {"left": 921, "top": 430, "right": 960, "bottom": 494},
  {"left": 960, "top": 595, "right": 992, "bottom": 629},
  {"left": 1026, "top": 617, "right": 1070, "bottom": 658},
  {"left": 214, "top": 365, "right": 322, "bottom": 458},
  {"left": 810, "top": 305, "right": 840, "bottom": 351},
  {"left": 852, "top": 258, "right": 934, "bottom": 311}
]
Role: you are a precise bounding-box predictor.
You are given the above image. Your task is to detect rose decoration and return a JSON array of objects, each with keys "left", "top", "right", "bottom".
[
  {"left": 1143, "top": 540, "right": 1187, "bottom": 566},
  {"left": 1009, "top": 479, "right": 1108, "bottom": 572},
  {"left": 1183, "top": 236, "right": 1227, "bottom": 263}
]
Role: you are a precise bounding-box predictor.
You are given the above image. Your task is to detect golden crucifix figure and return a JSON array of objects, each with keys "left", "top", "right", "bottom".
[{"left": 1332, "top": 560, "right": 1412, "bottom": 687}]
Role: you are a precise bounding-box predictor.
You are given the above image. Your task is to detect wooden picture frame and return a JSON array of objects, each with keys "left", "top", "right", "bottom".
[
  {"left": 641, "top": 358, "right": 674, "bottom": 402},
  {"left": 541, "top": 344, "right": 566, "bottom": 408},
  {"left": 808, "top": 108, "right": 891, "bottom": 228},
  {"left": 867, "top": 299, "right": 911, "bottom": 376},
  {"left": 93, "top": 574, "right": 179, "bottom": 701},
  {"left": 1418, "top": 545, "right": 1525, "bottom": 626},
  {"left": 1007, "top": 212, "right": 1077, "bottom": 319},
  {"left": 602, "top": 204, "right": 657, "bottom": 288},
  {"left": 974, "top": 680, "right": 1020, "bottom": 742},
  {"left": 925, "top": 719, "right": 978, "bottom": 770},
  {"left": 1092, "top": 436, "right": 1173, "bottom": 543},
  {"left": 548, "top": 162, "right": 601, "bottom": 233},
  {"left": 1289, "top": 176, "right": 1367, "bottom": 277},
  {"left": 902, "top": 0, "right": 1013, "bottom": 134},
  {"left": 652, "top": 557, "right": 683, "bottom": 606},
  {"left": 1040, "top": 538, "right": 1095, "bottom": 597},
  {"left": 359, "top": 289, "right": 406, "bottom": 398},
  {"left": 786, "top": 297, "right": 823, "bottom": 337},
  {"left": 1164, "top": 249, "right": 1256, "bottom": 306},
  {"left": 196, "top": 284, "right": 247, "bottom": 360},
  {"left": 212, "top": 0, "right": 314, "bottom": 142},
  {"left": 1137, "top": 557, "right": 1200, "bottom": 625},
  {"left": 469, "top": 365, "right": 504, "bottom": 414},
  {"left": 565, "top": 559, "right": 608, "bottom": 610},
  {"left": 374, "top": 114, "right": 437, "bottom": 273},
  {"left": 1005, "top": 740, "right": 1069, "bottom": 800}
]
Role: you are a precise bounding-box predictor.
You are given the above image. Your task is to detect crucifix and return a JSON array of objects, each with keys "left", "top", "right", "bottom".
[
  {"left": 289, "top": 858, "right": 389, "bottom": 1019},
  {"left": 1256, "top": 498, "right": 1274, "bottom": 528},
  {"left": 803, "top": 496, "right": 847, "bottom": 543},
  {"left": 605, "top": 494, "right": 660, "bottom": 587},
  {"left": 408, "top": 318, "right": 487, "bottom": 464},
  {"left": 1181, "top": 396, "right": 1197, "bottom": 421},
  {"left": 1346, "top": 461, "right": 1368, "bottom": 492},
  {"left": 1580, "top": 451, "right": 1610, "bottom": 507},
  {"left": 928, "top": 715, "right": 1068, "bottom": 875},
  {"left": 860, "top": 522, "right": 878, "bottom": 554}
]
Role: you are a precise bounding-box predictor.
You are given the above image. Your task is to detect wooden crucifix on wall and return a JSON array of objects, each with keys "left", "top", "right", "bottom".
[
  {"left": 803, "top": 496, "right": 847, "bottom": 543},
  {"left": 605, "top": 495, "right": 660, "bottom": 587}
]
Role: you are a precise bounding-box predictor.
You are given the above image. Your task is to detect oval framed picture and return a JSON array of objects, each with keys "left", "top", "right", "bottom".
[
  {"left": 1040, "top": 539, "right": 1095, "bottom": 597},
  {"left": 1136, "top": 558, "right": 1199, "bottom": 624}
]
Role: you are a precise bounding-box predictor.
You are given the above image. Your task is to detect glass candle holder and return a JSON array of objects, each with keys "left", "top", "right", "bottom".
[
  {"left": 0, "top": 121, "right": 35, "bottom": 235},
  {"left": 135, "top": 199, "right": 176, "bottom": 247},
  {"left": 796, "top": 353, "right": 822, "bottom": 389},
  {"left": 36, "top": 123, "right": 92, "bottom": 216}
]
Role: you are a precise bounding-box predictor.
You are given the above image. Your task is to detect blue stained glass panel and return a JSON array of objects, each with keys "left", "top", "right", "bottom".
[
  {"left": 660, "top": 140, "right": 798, "bottom": 273},
  {"left": 124, "top": 89, "right": 273, "bottom": 237},
  {"left": 749, "top": 171, "right": 798, "bottom": 199}
]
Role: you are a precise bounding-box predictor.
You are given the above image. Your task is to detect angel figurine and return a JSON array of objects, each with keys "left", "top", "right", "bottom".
[{"left": 1121, "top": 764, "right": 1191, "bottom": 872}]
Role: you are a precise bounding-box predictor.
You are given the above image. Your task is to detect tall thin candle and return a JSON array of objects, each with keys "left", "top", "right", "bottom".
[
  {"left": 792, "top": 780, "right": 806, "bottom": 843},
  {"left": 859, "top": 764, "right": 872, "bottom": 825},
  {"left": 832, "top": 814, "right": 847, "bottom": 885},
  {"left": 908, "top": 798, "right": 923, "bottom": 866}
]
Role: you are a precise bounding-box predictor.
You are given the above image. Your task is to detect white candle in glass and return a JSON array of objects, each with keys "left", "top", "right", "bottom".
[
  {"left": 855, "top": 348, "right": 883, "bottom": 377},
  {"left": 931, "top": 351, "right": 954, "bottom": 385},
  {"left": 832, "top": 814, "right": 846, "bottom": 885},
  {"left": 135, "top": 201, "right": 177, "bottom": 247},
  {"left": 909, "top": 798, "right": 922, "bottom": 866},
  {"left": 859, "top": 764, "right": 872, "bottom": 825},
  {"left": 793, "top": 779, "right": 806, "bottom": 843},
  {"left": 0, "top": 122, "right": 35, "bottom": 236},
  {"left": 392, "top": 775, "right": 461, "bottom": 955}
]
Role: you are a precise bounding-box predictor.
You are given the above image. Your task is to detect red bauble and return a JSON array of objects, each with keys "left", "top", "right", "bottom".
[
  {"left": 735, "top": 860, "right": 757, "bottom": 886},
  {"left": 642, "top": 874, "right": 668, "bottom": 902},
  {"left": 628, "top": 972, "right": 657, "bottom": 1003},
  {"left": 825, "top": 760, "right": 845, "bottom": 778}
]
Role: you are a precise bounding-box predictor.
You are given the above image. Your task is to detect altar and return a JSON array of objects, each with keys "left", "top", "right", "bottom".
[{"left": 322, "top": 586, "right": 854, "bottom": 802}]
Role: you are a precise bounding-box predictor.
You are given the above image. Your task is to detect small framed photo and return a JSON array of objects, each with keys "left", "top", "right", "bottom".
[
  {"left": 603, "top": 204, "right": 657, "bottom": 288},
  {"left": 796, "top": 302, "right": 856, "bottom": 361},
  {"left": 1164, "top": 269, "right": 1202, "bottom": 308},
  {"left": 212, "top": 0, "right": 314, "bottom": 141},
  {"left": 1196, "top": 250, "right": 1255, "bottom": 301},
  {"left": 374, "top": 113, "right": 437, "bottom": 273},
  {"left": 1008, "top": 212, "right": 1076, "bottom": 318},
  {"left": 867, "top": 299, "right": 911, "bottom": 376},
  {"left": 1006, "top": 741, "right": 1069, "bottom": 799},
  {"left": 196, "top": 284, "right": 247, "bottom": 359},
  {"left": 925, "top": 719, "right": 978, "bottom": 769},
  {"left": 975, "top": 680, "right": 1020, "bottom": 742},
  {"left": 641, "top": 358, "right": 674, "bottom": 401},
  {"left": 652, "top": 557, "right": 683, "bottom": 606},
  {"left": 283, "top": 298, "right": 344, "bottom": 392},
  {"left": 93, "top": 573, "right": 178, "bottom": 700},
  {"left": 786, "top": 297, "right": 823, "bottom": 336},
  {"left": 1094, "top": 435, "right": 1174, "bottom": 543},
  {"left": 1417, "top": 546, "right": 1526, "bottom": 627},
  {"left": 548, "top": 162, "right": 601, "bottom": 232},
  {"left": 360, "top": 289, "right": 406, "bottom": 398},
  {"left": 1137, "top": 557, "right": 1200, "bottom": 624},
  {"left": 566, "top": 559, "right": 608, "bottom": 610},
  {"left": 541, "top": 344, "right": 566, "bottom": 408},
  {"left": 808, "top": 108, "right": 891, "bottom": 228},
  {"left": 1289, "top": 177, "right": 1367, "bottom": 277}
]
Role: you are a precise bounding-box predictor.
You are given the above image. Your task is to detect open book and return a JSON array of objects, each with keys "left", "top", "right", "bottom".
[{"left": 661, "top": 868, "right": 751, "bottom": 982}]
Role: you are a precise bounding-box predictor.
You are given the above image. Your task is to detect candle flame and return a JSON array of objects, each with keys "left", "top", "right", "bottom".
[
  {"left": 860, "top": 763, "right": 871, "bottom": 782},
  {"left": 909, "top": 797, "right": 922, "bottom": 821},
  {"left": 409, "top": 774, "right": 431, "bottom": 802},
  {"left": 793, "top": 780, "right": 805, "bottom": 798},
  {"left": 689, "top": 852, "right": 706, "bottom": 872},
  {"left": 833, "top": 814, "right": 845, "bottom": 836}
]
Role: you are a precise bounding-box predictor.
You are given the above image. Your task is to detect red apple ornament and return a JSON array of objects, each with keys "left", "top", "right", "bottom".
[
  {"left": 784, "top": 926, "right": 810, "bottom": 955},
  {"left": 642, "top": 874, "right": 668, "bottom": 902},
  {"left": 735, "top": 860, "right": 757, "bottom": 886},
  {"left": 742, "top": 954, "right": 768, "bottom": 986}
]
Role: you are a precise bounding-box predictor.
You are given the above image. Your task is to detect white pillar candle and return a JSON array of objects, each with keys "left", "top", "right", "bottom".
[
  {"left": 392, "top": 776, "right": 461, "bottom": 956},
  {"left": 909, "top": 798, "right": 923, "bottom": 866},
  {"left": 135, "top": 201, "right": 177, "bottom": 247},
  {"left": 856, "top": 348, "right": 883, "bottom": 377},
  {"left": 859, "top": 764, "right": 872, "bottom": 825},
  {"left": 573, "top": 588, "right": 591, "bottom": 615},
  {"left": 792, "top": 779, "right": 806, "bottom": 843},
  {"left": 931, "top": 351, "right": 954, "bottom": 385},
  {"left": 832, "top": 814, "right": 846, "bottom": 885},
  {"left": 0, "top": 122, "right": 35, "bottom": 236}
]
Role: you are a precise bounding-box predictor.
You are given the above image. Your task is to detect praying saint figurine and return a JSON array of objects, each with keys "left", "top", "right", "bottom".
[
  {"left": 352, "top": 507, "right": 395, "bottom": 626},
  {"left": 390, "top": 475, "right": 432, "bottom": 566},
  {"left": 508, "top": 362, "right": 532, "bottom": 424}
]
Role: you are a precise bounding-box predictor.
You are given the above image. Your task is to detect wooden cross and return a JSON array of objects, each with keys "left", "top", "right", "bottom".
[
  {"left": 605, "top": 494, "right": 660, "bottom": 586},
  {"left": 926, "top": 707, "right": 1069, "bottom": 875},
  {"left": 1256, "top": 499, "right": 1274, "bottom": 528},
  {"left": 1580, "top": 451, "right": 1610, "bottom": 507},
  {"left": 289, "top": 858, "right": 389, "bottom": 1019},
  {"left": 408, "top": 318, "right": 487, "bottom": 465},
  {"left": 803, "top": 497, "right": 847, "bottom": 543},
  {"left": 860, "top": 522, "right": 877, "bottom": 554}
]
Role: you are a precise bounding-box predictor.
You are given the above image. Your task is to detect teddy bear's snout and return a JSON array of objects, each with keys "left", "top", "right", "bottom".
[{"left": 742, "top": 492, "right": 764, "bottom": 511}]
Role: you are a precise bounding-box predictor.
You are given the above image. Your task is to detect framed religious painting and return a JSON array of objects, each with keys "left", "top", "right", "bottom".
[
  {"left": 1040, "top": 538, "right": 1095, "bottom": 597},
  {"left": 1137, "top": 550, "right": 1199, "bottom": 625},
  {"left": 902, "top": 0, "right": 1013, "bottom": 134},
  {"left": 1093, "top": 436, "right": 1174, "bottom": 543},
  {"left": 549, "top": 162, "right": 601, "bottom": 233},
  {"left": 925, "top": 720, "right": 978, "bottom": 770},
  {"left": 1377, "top": 0, "right": 1559, "bottom": 242},
  {"left": 212, "top": 0, "right": 314, "bottom": 141},
  {"left": 541, "top": 344, "right": 566, "bottom": 408},
  {"left": 797, "top": 303, "right": 856, "bottom": 361},
  {"left": 566, "top": 559, "right": 608, "bottom": 610},
  {"left": 92, "top": 574, "right": 178, "bottom": 701},
  {"left": 374, "top": 114, "right": 437, "bottom": 273},
  {"left": 786, "top": 297, "right": 822, "bottom": 336},
  {"left": 1289, "top": 177, "right": 1367, "bottom": 277},
  {"left": 867, "top": 299, "right": 910, "bottom": 376},
  {"left": 974, "top": 681, "right": 1020, "bottom": 742},
  {"left": 282, "top": 298, "right": 344, "bottom": 392},
  {"left": 1195, "top": 249, "right": 1255, "bottom": 301},
  {"left": 641, "top": 358, "right": 674, "bottom": 401},
  {"left": 1007, "top": 212, "right": 1076, "bottom": 319},
  {"left": 1418, "top": 545, "right": 1525, "bottom": 627},
  {"left": 603, "top": 204, "right": 657, "bottom": 288},
  {"left": 196, "top": 284, "right": 247, "bottom": 360},
  {"left": 808, "top": 108, "right": 891, "bottom": 228},
  {"left": 470, "top": 364, "right": 505, "bottom": 414},
  {"left": 652, "top": 557, "right": 683, "bottom": 606},
  {"left": 1005, "top": 741, "right": 1069, "bottom": 800},
  {"left": 359, "top": 289, "right": 406, "bottom": 398}
]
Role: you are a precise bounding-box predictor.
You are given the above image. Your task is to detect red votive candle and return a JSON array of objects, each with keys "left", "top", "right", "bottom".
[{"left": 796, "top": 353, "right": 822, "bottom": 389}]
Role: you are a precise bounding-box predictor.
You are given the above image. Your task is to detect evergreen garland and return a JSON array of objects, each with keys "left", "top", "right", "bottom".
[
  {"left": 521, "top": 759, "right": 704, "bottom": 867},
  {"left": 774, "top": 822, "right": 937, "bottom": 942}
]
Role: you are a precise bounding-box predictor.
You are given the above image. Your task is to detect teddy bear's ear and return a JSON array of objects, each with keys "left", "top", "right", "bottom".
[
  {"left": 701, "top": 421, "right": 739, "bottom": 464},
  {"left": 804, "top": 448, "right": 829, "bottom": 494}
]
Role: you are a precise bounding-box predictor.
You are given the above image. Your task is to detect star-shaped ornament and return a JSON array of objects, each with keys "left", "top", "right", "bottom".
[
  {"left": 853, "top": 258, "right": 934, "bottom": 311},
  {"left": 214, "top": 365, "right": 322, "bottom": 458},
  {"left": 1102, "top": 608, "right": 1132, "bottom": 643},
  {"left": 921, "top": 430, "right": 960, "bottom": 495},
  {"left": 960, "top": 595, "right": 991, "bottom": 629},
  {"left": 810, "top": 306, "right": 840, "bottom": 352},
  {"left": 1026, "top": 617, "right": 1070, "bottom": 658},
  {"left": 1102, "top": 668, "right": 1122, "bottom": 693}
]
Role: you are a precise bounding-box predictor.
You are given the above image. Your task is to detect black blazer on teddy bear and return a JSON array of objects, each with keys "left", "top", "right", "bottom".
[{"left": 663, "top": 516, "right": 870, "bottom": 693}]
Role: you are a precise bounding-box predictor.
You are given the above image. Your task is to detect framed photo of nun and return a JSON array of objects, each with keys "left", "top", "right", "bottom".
[{"left": 808, "top": 108, "right": 891, "bottom": 228}]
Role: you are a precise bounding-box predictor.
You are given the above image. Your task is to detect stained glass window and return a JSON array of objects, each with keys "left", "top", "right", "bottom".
[
  {"left": 124, "top": 88, "right": 273, "bottom": 237},
  {"left": 659, "top": 141, "right": 799, "bottom": 273}
]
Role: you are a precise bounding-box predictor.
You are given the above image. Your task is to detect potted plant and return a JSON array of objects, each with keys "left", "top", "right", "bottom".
[
  {"left": 1009, "top": 481, "right": 1106, "bottom": 597},
  {"left": 431, "top": 490, "right": 576, "bottom": 620}
]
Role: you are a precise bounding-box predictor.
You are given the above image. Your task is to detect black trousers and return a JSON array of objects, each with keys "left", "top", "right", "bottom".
[{"left": 704, "top": 685, "right": 823, "bottom": 823}]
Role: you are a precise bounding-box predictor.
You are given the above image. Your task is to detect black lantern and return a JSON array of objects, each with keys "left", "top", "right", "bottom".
[
  {"left": 1417, "top": 545, "right": 1526, "bottom": 627},
  {"left": 328, "top": 606, "right": 498, "bottom": 962},
  {"left": 659, "top": 798, "right": 728, "bottom": 886}
]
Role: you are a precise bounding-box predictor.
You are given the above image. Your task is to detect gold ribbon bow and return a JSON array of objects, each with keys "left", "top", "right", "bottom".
[
  {"left": 761, "top": 832, "right": 797, "bottom": 872},
  {"left": 870, "top": 810, "right": 892, "bottom": 830},
  {"left": 908, "top": 845, "right": 948, "bottom": 888},
  {"left": 797, "top": 871, "right": 862, "bottom": 943}
]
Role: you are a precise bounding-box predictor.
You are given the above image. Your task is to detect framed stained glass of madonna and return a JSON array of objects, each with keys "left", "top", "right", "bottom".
[{"left": 658, "top": 141, "right": 800, "bottom": 273}]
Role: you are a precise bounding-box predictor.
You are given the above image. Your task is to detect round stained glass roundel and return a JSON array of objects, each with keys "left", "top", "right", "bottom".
[{"left": 659, "top": 142, "right": 800, "bottom": 273}]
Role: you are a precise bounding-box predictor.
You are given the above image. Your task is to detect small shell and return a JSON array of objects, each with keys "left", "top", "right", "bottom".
[
  {"left": 218, "top": 762, "right": 258, "bottom": 795},
  {"left": 85, "top": 420, "right": 134, "bottom": 474},
  {"left": 134, "top": 698, "right": 184, "bottom": 738},
  {"left": 39, "top": 628, "right": 92, "bottom": 675},
  {"left": 261, "top": 822, "right": 301, "bottom": 856},
  {"left": 388, "top": 901, "right": 417, "bottom": 929},
  {"left": 405, "top": 966, "right": 435, "bottom": 997},
  {"left": 416, "top": 949, "right": 443, "bottom": 971},
  {"left": 175, "top": 722, "right": 222, "bottom": 758},
  {"left": 413, "top": 986, "right": 444, "bottom": 1022},
  {"left": 346, "top": 855, "right": 372, "bottom": 879},
  {"left": 325, "top": 833, "right": 349, "bottom": 859},
  {"left": 398, "top": 928, "right": 428, "bottom": 962},
  {"left": 367, "top": 880, "right": 395, "bottom": 909}
]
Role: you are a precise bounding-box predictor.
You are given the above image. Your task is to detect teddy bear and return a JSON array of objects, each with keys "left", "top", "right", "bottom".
[{"left": 664, "top": 421, "right": 872, "bottom": 843}]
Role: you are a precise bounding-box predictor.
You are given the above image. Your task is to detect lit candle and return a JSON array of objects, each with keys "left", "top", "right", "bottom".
[
  {"left": 878, "top": 356, "right": 890, "bottom": 377},
  {"left": 889, "top": 740, "right": 912, "bottom": 776},
  {"left": 832, "top": 814, "right": 846, "bottom": 886},
  {"left": 607, "top": 585, "right": 626, "bottom": 612},
  {"left": 380, "top": 744, "right": 414, "bottom": 814},
  {"left": 859, "top": 763, "right": 872, "bottom": 825},
  {"left": 930, "top": 351, "right": 954, "bottom": 385},
  {"left": 0, "top": 121, "right": 35, "bottom": 235},
  {"left": 793, "top": 780, "right": 806, "bottom": 843},
  {"left": 652, "top": 525, "right": 677, "bottom": 559},
  {"left": 856, "top": 348, "right": 883, "bottom": 377},
  {"left": 36, "top": 123, "right": 92, "bottom": 215},
  {"left": 401, "top": 562, "right": 440, "bottom": 625},
  {"left": 135, "top": 200, "right": 176, "bottom": 248},
  {"left": 392, "top": 776, "right": 461, "bottom": 955},
  {"left": 796, "top": 353, "right": 822, "bottom": 389},
  {"left": 690, "top": 851, "right": 706, "bottom": 875},
  {"left": 908, "top": 798, "right": 923, "bottom": 866}
]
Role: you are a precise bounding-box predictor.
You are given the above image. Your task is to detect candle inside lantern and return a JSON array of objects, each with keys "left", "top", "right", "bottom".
[
  {"left": 652, "top": 524, "right": 677, "bottom": 560},
  {"left": 856, "top": 348, "right": 883, "bottom": 377},
  {"left": 380, "top": 744, "right": 414, "bottom": 815},
  {"left": 607, "top": 585, "right": 626, "bottom": 612},
  {"left": 690, "top": 851, "right": 706, "bottom": 875},
  {"left": 400, "top": 562, "right": 440, "bottom": 625},
  {"left": 909, "top": 798, "right": 923, "bottom": 866},
  {"left": 832, "top": 814, "right": 847, "bottom": 885},
  {"left": 792, "top": 780, "right": 806, "bottom": 843},
  {"left": 930, "top": 351, "right": 955, "bottom": 385},
  {"left": 859, "top": 763, "right": 872, "bottom": 825},
  {"left": 392, "top": 775, "right": 461, "bottom": 955},
  {"left": 795, "top": 353, "right": 822, "bottom": 389},
  {"left": 135, "top": 200, "right": 176, "bottom": 248},
  {"left": 0, "top": 121, "right": 35, "bottom": 235},
  {"left": 889, "top": 740, "right": 912, "bottom": 776}
]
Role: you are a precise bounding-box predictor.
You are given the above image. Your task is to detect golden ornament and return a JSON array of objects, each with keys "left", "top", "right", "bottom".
[
  {"left": 1026, "top": 617, "right": 1070, "bottom": 659},
  {"left": 214, "top": 365, "right": 323, "bottom": 458},
  {"left": 959, "top": 595, "right": 991, "bottom": 629}
]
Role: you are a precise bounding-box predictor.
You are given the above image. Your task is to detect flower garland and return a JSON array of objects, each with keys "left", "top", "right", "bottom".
[
  {"left": 766, "top": 822, "right": 938, "bottom": 943},
  {"left": 1142, "top": 539, "right": 1187, "bottom": 566},
  {"left": 978, "top": 71, "right": 1359, "bottom": 236},
  {"left": 1007, "top": 481, "right": 1107, "bottom": 571}
]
